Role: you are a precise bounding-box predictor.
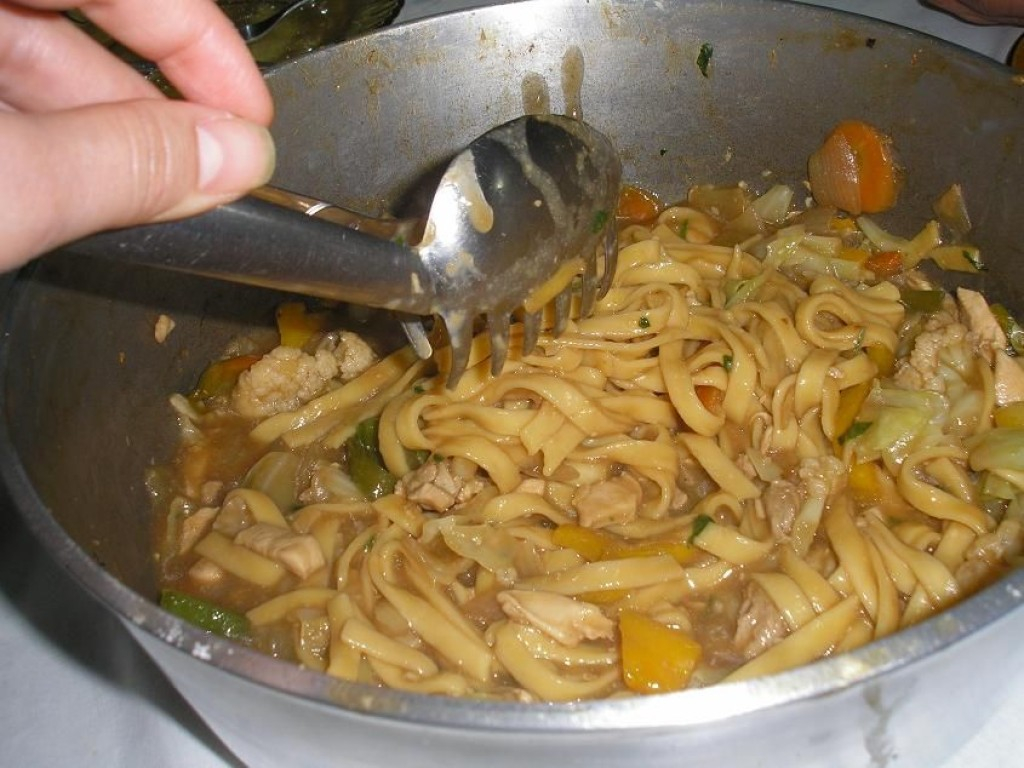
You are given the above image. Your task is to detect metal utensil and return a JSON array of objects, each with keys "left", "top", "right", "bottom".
[{"left": 66, "top": 114, "right": 621, "bottom": 386}]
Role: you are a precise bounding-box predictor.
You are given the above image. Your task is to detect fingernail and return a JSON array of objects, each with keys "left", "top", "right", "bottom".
[{"left": 196, "top": 116, "right": 276, "bottom": 193}]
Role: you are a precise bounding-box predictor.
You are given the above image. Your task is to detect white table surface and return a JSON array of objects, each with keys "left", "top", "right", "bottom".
[{"left": 2, "top": 2, "right": 1020, "bottom": 766}]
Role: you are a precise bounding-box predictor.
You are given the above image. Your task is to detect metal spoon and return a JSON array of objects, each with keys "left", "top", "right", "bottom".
[{"left": 64, "top": 114, "right": 621, "bottom": 386}]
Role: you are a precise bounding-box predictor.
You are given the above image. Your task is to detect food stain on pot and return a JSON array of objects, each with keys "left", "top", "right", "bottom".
[
  {"left": 521, "top": 72, "right": 551, "bottom": 115},
  {"left": 561, "top": 46, "right": 585, "bottom": 121}
]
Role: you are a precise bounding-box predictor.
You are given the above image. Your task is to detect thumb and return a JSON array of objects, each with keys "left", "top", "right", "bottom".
[{"left": 1, "top": 98, "right": 276, "bottom": 270}]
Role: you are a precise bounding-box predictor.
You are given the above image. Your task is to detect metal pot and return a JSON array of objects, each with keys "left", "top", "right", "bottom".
[{"left": 2, "top": 1, "right": 1023, "bottom": 766}]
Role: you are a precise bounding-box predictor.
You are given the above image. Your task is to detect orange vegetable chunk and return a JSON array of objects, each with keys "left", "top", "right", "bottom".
[{"left": 620, "top": 610, "right": 702, "bottom": 693}]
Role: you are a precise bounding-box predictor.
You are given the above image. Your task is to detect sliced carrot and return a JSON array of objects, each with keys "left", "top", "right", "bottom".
[
  {"left": 617, "top": 185, "right": 661, "bottom": 224},
  {"left": 833, "top": 120, "right": 898, "bottom": 214},
  {"left": 864, "top": 250, "right": 904, "bottom": 279}
]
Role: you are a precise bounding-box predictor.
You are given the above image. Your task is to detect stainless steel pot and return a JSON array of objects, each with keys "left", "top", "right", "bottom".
[{"left": 2, "top": 2, "right": 1023, "bottom": 766}]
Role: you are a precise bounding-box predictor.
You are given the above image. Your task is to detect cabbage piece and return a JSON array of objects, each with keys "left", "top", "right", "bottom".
[
  {"left": 969, "top": 428, "right": 1024, "bottom": 473},
  {"left": 244, "top": 451, "right": 301, "bottom": 512},
  {"left": 751, "top": 184, "right": 795, "bottom": 226},
  {"left": 852, "top": 388, "right": 947, "bottom": 464},
  {"left": 857, "top": 217, "right": 941, "bottom": 269}
]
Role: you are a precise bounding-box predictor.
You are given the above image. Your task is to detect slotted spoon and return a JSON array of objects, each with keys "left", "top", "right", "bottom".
[{"left": 65, "top": 114, "right": 621, "bottom": 385}]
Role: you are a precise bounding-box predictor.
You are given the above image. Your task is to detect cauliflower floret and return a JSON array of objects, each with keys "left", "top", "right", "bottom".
[
  {"left": 316, "top": 331, "right": 377, "bottom": 381},
  {"left": 231, "top": 346, "right": 339, "bottom": 419}
]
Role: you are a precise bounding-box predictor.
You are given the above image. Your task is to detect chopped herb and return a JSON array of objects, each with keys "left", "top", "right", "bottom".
[
  {"left": 394, "top": 235, "right": 406, "bottom": 246},
  {"left": 840, "top": 420, "right": 873, "bottom": 445},
  {"left": 413, "top": 383, "right": 426, "bottom": 394},
  {"left": 690, "top": 514, "right": 713, "bottom": 543},
  {"left": 964, "top": 249, "right": 987, "bottom": 272},
  {"left": 697, "top": 42, "right": 714, "bottom": 78},
  {"left": 592, "top": 209, "right": 610, "bottom": 234},
  {"left": 659, "top": 148, "right": 668, "bottom": 157},
  {"left": 678, "top": 219, "right": 690, "bottom": 240},
  {"left": 723, "top": 354, "right": 734, "bottom": 372},
  {"left": 638, "top": 314, "right": 651, "bottom": 330},
  {"left": 992, "top": 304, "right": 1024, "bottom": 356},
  {"left": 363, "top": 534, "right": 377, "bottom": 552}
]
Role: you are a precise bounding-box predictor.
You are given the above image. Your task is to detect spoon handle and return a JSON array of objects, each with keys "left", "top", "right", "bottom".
[{"left": 64, "top": 194, "right": 437, "bottom": 315}]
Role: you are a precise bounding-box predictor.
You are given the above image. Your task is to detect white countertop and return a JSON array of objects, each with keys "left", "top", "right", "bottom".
[{"left": 1, "top": 2, "right": 1020, "bottom": 766}]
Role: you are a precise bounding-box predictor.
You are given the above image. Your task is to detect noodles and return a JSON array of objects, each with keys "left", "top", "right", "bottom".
[{"left": 155, "top": 151, "right": 1024, "bottom": 701}]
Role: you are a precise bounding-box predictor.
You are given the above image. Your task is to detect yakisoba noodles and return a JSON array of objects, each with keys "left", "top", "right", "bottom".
[{"left": 155, "top": 126, "right": 1024, "bottom": 700}]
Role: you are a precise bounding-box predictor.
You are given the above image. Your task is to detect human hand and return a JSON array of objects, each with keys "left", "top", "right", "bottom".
[
  {"left": 0, "top": 0, "right": 276, "bottom": 270},
  {"left": 925, "top": 0, "right": 1024, "bottom": 25}
]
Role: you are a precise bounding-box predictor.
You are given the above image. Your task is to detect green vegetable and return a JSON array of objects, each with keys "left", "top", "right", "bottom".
[
  {"left": 696, "top": 43, "right": 714, "bottom": 77},
  {"left": 968, "top": 428, "right": 1024, "bottom": 473},
  {"left": 992, "top": 303, "right": 1024, "bottom": 357},
  {"left": 689, "top": 514, "right": 713, "bottom": 543},
  {"left": 723, "top": 354, "right": 734, "bottom": 372},
  {"left": 346, "top": 417, "right": 397, "bottom": 500},
  {"left": 592, "top": 209, "right": 610, "bottom": 234},
  {"left": 964, "top": 248, "right": 986, "bottom": 272},
  {"left": 678, "top": 219, "right": 690, "bottom": 240},
  {"left": 160, "top": 590, "right": 249, "bottom": 639},
  {"left": 638, "top": 314, "right": 651, "bottom": 329},
  {"left": 839, "top": 420, "right": 873, "bottom": 445},
  {"left": 899, "top": 288, "right": 945, "bottom": 314}
]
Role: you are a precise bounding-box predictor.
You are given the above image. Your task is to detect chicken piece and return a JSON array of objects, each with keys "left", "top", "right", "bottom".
[
  {"left": 316, "top": 330, "right": 377, "bottom": 381},
  {"left": 733, "top": 582, "right": 789, "bottom": 659},
  {"left": 993, "top": 350, "right": 1024, "bottom": 407},
  {"left": 179, "top": 507, "right": 218, "bottom": 555},
  {"left": 573, "top": 473, "right": 643, "bottom": 529},
  {"left": 234, "top": 523, "right": 325, "bottom": 579},
  {"left": 398, "top": 458, "right": 485, "bottom": 513},
  {"left": 762, "top": 479, "right": 801, "bottom": 539},
  {"left": 231, "top": 346, "right": 340, "bottom": 419},
  {"left": 497, "top": 589, "right": 614, "bottom": 646},
  {"left": 956, "top": 287, "right": 1007, "bottom": 362},
  {"left": 893, "top": 322, "right": 968, "bottom": 393}
]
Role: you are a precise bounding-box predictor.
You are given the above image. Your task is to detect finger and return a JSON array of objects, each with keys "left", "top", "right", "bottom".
[
  {"left": 78, "top": 0, "right": 274, "bottom": 124},
  {"left": 16, "top": 0, "right": 273, "bottom": 124},
  {"left": 0, "top": 99, "right": 276, "bottom": 269},
  {"left": 0, "top": 4, "right": 161, "bottom": 111}
]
